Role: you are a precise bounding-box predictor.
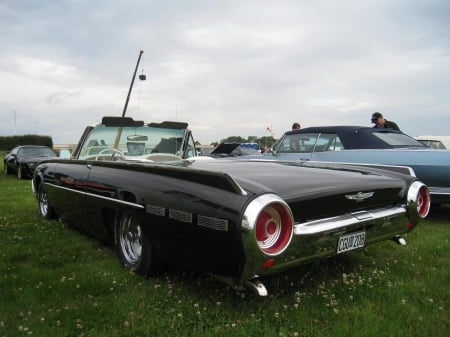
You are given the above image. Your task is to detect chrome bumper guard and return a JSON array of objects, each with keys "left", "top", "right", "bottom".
[{"left": 294, "top": 206, "right": 406, "bottom": 236}]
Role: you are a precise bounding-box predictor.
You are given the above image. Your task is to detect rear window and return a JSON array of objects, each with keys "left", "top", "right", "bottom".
[
  {"left": 372, "top": 132, "right": 425, "bottom": 147},
  {"left": 417, "top": 140, "right": 446, "bottom": 149}
]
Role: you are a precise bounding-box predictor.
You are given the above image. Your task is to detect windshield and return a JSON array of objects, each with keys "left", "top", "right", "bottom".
[
  {"left": 78, "top": 125, "right": 190, "bottom": 160},
  {"left": 18, "top": 147, "right": 56, "bottom": 157}
]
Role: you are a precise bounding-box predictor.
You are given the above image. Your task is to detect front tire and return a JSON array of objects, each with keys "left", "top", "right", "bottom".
[
  {"left": 4, "top": 162, "right": 10, "bottom": 175},
  {"left": 115, "top": 212, "right": 157, "bottom": 276},
  {"left": 37, "top": 183, "right": 57, "bottom": 219},
  {"left": 17, "top": 166, "right": 23, "bottom": 179}
]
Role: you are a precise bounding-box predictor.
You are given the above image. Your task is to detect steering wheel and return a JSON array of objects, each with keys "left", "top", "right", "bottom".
[
  {"left": 95, "top": 148, "right": 125, "bottom": 161},
  {"left": 110, "top": 148, "right": 126, "bottom": 161}
]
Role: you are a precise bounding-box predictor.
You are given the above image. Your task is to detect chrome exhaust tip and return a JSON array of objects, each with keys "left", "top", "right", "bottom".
[
  {"left": 245, "top": 279, "right": 268, "bottom": 296},
  {"left": 393, "top": 235, "right": 407, "bottom": 246}
]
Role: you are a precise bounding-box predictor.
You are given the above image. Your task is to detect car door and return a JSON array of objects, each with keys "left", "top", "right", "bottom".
[{"left": 50, "top": 160, "right": 92, "bottom": 228}]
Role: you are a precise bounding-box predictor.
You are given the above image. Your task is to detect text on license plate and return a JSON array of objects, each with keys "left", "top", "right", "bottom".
[{"left": 337, "top": 231, "right": 366, "bottom": 254}]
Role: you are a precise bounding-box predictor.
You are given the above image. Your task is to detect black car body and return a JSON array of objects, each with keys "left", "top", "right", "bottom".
[
  {"left": 4, "top": 145, "right": 58, "bottom": 179},
  {"left": 32, "top": 117, "right": 430, "bottom": 295}
]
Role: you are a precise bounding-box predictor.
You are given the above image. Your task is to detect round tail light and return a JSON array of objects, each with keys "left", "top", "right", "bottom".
[
  {"left": 242, "top": 194, "right": 294, "bottom": 256},
  {"left": 407, "top": 181, "right": 430, "bottom": 218}
]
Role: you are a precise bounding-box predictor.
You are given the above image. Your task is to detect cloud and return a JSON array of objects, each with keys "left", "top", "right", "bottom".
[{"left": 0, "top": 0, "right": 449, "bottom": 145}]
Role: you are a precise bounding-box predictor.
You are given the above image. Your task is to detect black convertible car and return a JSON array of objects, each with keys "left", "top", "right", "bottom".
[
  {"left": 4, "top": 145, "right": 58, "bottom": 179},
  {"left": 32, "top": 117, "right": 430, "bottom": 295}
]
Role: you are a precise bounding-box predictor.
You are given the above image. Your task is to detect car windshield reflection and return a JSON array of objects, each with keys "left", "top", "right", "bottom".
[
  {"left": 78, "top": 125, "right": 190, "bottom": 160},
  {"left": 18, "top": 147, "right": 57, "bottom": 157}
]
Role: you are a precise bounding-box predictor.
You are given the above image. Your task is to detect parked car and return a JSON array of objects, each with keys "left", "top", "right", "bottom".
[
  {"left": 262, "top": 126, "right": 450, "bottom": 205},
  {"left": 32, "top": 117, "right": 429, "bottom": 295},
  {"left": 4, "top": 145, "right": 58, "bottom": 179},
  {"left": 415, "top": 135, "right": 450, "bottom": 150},
  {"left": 209, "top": 142, "right": 261, "bottom": 157},
  {"left": 196, "top": 145, "right": 215, "bottom": 156}
]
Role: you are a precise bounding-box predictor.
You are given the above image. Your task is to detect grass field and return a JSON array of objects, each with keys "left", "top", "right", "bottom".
[{"left": 0, "top": 158, "right": 448, "bottom": 337}]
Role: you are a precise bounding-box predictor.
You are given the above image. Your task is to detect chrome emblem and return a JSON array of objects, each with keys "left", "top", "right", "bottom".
[{"left": 345, "top": 191, "right": 374, "bottom": 202}]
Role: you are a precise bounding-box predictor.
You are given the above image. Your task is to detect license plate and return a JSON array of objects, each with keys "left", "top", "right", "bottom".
[{"left": 337, "top": 231, "right": 366, "bottom": 254}]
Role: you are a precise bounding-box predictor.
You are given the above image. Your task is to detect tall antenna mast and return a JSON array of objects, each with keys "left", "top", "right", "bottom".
[{"left": 122, "top": 50, "right": 144, "bottom": 117}]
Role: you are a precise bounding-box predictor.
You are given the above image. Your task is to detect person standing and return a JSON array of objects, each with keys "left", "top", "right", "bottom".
[{"left": 371, "top": 112, "right": 400, "bottom": 130}]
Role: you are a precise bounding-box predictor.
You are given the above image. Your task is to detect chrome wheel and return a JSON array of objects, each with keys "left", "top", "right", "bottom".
[
  {"left": 38, "top": 185, "right": 49, "bottom": 217},
  {"left": 118, "top": 213, "right": 143, "bottom": 265},
  {"left": 116, "top": 212, "right": 155, "bottom": 275},
  {"left": 38, "top": 184, "right": 57, "bottom": 219}
]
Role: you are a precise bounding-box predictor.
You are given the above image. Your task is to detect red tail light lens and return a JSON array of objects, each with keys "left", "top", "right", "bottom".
[
  {"left": 255, "top": 202, "right": 293, "bottom": 255},
  {"left": 415, "top": 185, "right": 430, "bottom": 218},
  {"left": 407, "top": 181, "right": 430, "bottom": 218},
  {"left": 242, "top": 194, "right": 294, "bottom": 256}
]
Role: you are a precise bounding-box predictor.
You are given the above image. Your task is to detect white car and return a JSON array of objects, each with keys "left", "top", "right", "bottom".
[{"left": 415, "top": 136, "right": 450, "bottom": 149}]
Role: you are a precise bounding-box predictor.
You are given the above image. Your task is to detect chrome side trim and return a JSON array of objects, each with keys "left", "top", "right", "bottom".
[
  {"left": 428, "top": 186, "right": 450, "bottom": 195},
  {"left": 44, "top": 182, "right": 145, "bottom": 209},
  {"left": 306, "top": 160, "right": 417, "bottom": 177},
  {"left": 294, "top": 207, "right": 405, "bottom": 236}
]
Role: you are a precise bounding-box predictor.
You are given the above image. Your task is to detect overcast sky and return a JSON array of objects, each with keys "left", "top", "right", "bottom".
[{"left": 1, "top": 0, "right": 449, "bottom": 145}]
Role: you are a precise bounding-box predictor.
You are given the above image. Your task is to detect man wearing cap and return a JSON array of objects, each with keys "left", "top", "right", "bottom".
[{"left": 371, "top": 112, "right": 400, "bottom": 130}]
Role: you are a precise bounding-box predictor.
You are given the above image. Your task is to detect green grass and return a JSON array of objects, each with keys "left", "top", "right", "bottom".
[{"left": 0, "top": 157, "right": 448, "bottom": 337}]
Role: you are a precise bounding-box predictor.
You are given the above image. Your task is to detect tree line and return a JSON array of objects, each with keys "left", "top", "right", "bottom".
[{"left": 0, "top": 135, "right": 53, "bottom": 151}]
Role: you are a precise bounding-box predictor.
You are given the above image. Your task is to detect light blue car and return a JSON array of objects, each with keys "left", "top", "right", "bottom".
[{"left": 261, "top": 126, "right": 450, "bottom": 205}]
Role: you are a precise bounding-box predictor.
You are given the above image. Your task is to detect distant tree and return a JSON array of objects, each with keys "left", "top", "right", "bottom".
[
  {"left": 221, "top": 136, "right": 247, "bottom": 143},
  {"left": 0, "top": 135, "right": 53, "bottom": 150},
  {"left": 255, "top": 136, "right": 277, "bottom": 149}
]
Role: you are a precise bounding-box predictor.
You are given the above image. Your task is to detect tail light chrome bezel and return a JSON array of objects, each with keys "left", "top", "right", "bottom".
[
  {"left": 242, "top": 194, "right": 294, "bottom": 256},
  {"left": 407, "top": 181, "right": 430, "bottom": 218}
]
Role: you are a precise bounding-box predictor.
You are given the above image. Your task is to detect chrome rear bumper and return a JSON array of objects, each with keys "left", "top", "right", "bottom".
[
  {"left": 242, "top": 203, "right": 416, "bottom": 281},
  {"left": 294, "top": 206, "right": 406, "bottom": 235}
]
